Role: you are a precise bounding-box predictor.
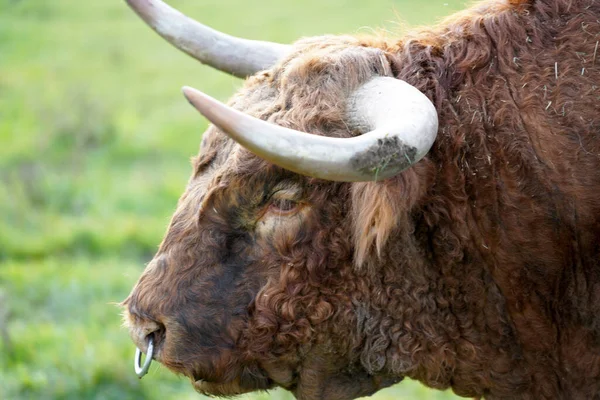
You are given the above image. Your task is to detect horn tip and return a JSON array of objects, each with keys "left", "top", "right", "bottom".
[
  {"left": 125, "top": 0, "right": 158, "bottom": 24},
  {"left": 181, "top": 86, "right": 199, "bottom": 102},
  {"left": 181, "top": 86, "right": 214, "bottom": 115},
  {"left": 181, "top": 85, "right": 193, "bottom": 95},
  {"left": 125, "top": 0, "right": 148, "bottom": 11}
]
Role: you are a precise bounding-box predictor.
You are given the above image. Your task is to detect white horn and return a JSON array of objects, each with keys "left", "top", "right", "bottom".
[
  {"left": 182, "top": 77, "right": 438, "bottom": 181},
  {"left": 126, "top": 0, "right": 291, "bottom": 78}
]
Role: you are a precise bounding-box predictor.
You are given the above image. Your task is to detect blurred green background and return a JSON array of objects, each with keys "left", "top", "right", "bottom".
[{"left": 0, "top": 0, "right": 468, "bottom": 399}]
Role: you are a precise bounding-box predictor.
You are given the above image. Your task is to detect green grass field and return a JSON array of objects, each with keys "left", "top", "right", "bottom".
[{"left": 0, "top": 1, "right": 467, "bottom": 399}]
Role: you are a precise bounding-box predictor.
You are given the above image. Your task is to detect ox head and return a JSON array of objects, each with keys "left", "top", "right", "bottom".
[{"left": 122, "top": 1, "right": 438, "bottom": 399}]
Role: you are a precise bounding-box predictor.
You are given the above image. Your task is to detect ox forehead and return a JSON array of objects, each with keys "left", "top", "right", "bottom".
[{"left": 123, "top": 0, "right": 600, "bottom": 399}]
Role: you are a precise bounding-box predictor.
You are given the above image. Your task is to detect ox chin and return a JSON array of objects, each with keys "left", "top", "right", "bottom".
[
  {"left": 191, "top": 376, "right": 274, "bottom": 397},
  {"left": 147, "top": 356, "right": 274, "bottom": 397}
]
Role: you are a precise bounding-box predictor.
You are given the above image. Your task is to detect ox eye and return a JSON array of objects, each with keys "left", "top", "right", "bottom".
[
  {"left": 267, "top": 189, "right": 301, "bottom": 216},
  {"left": 270, "top": 198, "right": 298, "bottom": 213}
]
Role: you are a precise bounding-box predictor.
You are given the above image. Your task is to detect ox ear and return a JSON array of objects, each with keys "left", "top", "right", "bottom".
[{"left": 351, "top": 168, "right": 424, "bottom": 268}]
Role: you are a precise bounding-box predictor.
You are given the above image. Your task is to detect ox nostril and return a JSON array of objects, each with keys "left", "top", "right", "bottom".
[
  {"left": 129, "top": 316, "right": 166, "bottom": 354},
  {"left": 148, "top": 322, "right": 165, "bottom": 347},
  {"left": 143, "top": 320, "right": 165, "bottom": 345},
  {"left": 141, "top": 320, "right": 162, "bottom": 337}
]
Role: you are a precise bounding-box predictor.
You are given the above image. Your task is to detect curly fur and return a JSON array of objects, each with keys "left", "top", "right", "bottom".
[{"left": 123, "top": 0, "right": 600, "bottom": 399}]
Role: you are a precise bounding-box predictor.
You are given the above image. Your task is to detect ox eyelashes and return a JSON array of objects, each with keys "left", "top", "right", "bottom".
[
  {"left": 254, "top": 186, "right": 306, "bottom": 236},
  {"left": 269, "top": 197, "right": 300, "bottom": 215},
  {"left": 265, "top": 188, "right": 302, "bottom": 217}
]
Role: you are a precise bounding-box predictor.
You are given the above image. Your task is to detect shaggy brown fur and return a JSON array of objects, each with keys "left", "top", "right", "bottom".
[{"left": 123, "top": 0, "right": 600, "bottom": 398}]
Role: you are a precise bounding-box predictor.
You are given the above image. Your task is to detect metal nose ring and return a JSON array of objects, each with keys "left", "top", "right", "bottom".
[{"left": 134, "top": 335, "right": 154, "bottom": 378}]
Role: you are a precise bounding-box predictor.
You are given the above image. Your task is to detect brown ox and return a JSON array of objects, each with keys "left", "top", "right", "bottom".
[{"left": 122, "top": 0, "right": 600, "bottom": 398}]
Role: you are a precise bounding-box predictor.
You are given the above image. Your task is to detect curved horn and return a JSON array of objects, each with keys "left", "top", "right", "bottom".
[
  {"left": 182, "top": 77, "right": 438, "bottom": 182},
  {"left": 126, "top": 0, "right": 291, "bottom": 78}
]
